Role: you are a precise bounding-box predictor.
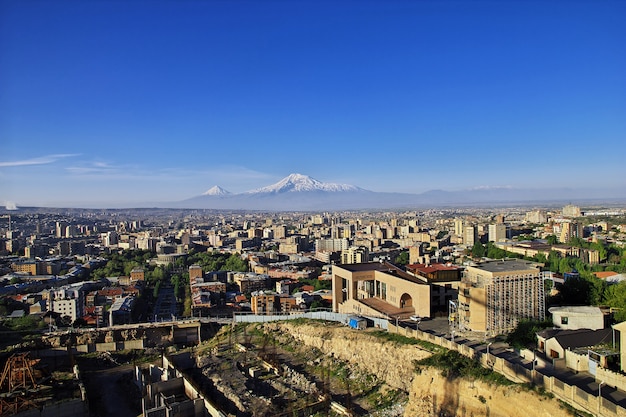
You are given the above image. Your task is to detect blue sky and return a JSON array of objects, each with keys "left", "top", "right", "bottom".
[{"left": 1, "top": 0, "right": 625, "bottom": 208}]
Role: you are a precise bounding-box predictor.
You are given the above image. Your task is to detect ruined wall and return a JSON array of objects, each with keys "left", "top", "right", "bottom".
[{"left": 265, "top": 321, "right": 433, "bottom": 392}]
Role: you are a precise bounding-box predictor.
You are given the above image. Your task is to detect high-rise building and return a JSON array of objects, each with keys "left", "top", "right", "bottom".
[
  {"left": 463, "top": 225, "right": 478, "bottom": 246},
  {"left": 409, "top": 245, "right": 424, "bottom": 264},
  {"left": 525, "top": 210, "right": 548, "bottom": 224},
  {"left": 559, "top": 221, "right": 583, "bottom": 243},
  {"left": 562, "top": 205, "right": 582, "bottom": 218},
  {"left": 341, "top": 246, "right": 370, "bottom": 264},
  {"left": 56, "top": 221, "right": 67, "bottom": 238},
  {"left": 454, "top": 219, "right": 464, "bottom": 236},
  {"left": 488, "top": 223, "right": 507, "bottom": 243},
  {"left": 458, "top": 259, "right": 545, "bottom": 335}
]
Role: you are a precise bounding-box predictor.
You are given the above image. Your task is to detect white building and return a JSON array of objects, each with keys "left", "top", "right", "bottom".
[
  {"left": 488, "top": 223, "right": 507, "bottom": 243},
  {"left": 549, "top": 306, "right": 604, "bottom": 331},
  {"left": 51, "top": 298, "right": 80, "bottom": 323}
]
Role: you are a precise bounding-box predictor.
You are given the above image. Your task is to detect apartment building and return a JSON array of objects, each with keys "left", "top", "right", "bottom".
[
  {"left": 488, "top": 223, "right": 507, "bottom": 243},
  {"left": 457, "top": 259, "right": 545, "bottom": 335},
  {"left": 341, "top": 246, "right": 370, "bottom": 264}
]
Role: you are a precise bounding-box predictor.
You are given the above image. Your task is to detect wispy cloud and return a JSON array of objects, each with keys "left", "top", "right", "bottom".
[
  {"left": 65, "top": 161, "right": 121, "bottom": 175},
  {"left": 65, "top": 162, "right": 275, "bottom": 185},
  {"left": 0, "top": 154, "right": 79, "bottom": 167}
]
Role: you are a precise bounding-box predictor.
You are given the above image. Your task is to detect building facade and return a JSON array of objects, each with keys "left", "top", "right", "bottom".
[
  {"left": 457, "top": 259, "right": 545, "bottom": 335},
  {"left": 332, "top": 262, "right": 431, "bottom": 320}
]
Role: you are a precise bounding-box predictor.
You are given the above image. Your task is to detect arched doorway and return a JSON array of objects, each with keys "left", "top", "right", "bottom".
[{"left": 400, "top": 293, "right": 413, "bottom": 308}]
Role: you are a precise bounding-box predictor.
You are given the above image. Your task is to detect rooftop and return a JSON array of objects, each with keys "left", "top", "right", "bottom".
[
  {"left": 548, "top": 306, "right": 603, "bottom": 315},
  {"left": 333, "top": 262, "right": 395, "bottom": 273},
  {"left": 470, "top": 259, "right": 540, "bottom": 273}
]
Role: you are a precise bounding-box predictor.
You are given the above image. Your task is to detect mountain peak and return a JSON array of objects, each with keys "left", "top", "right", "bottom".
[
  {"left": 202, "top": 185, "right": 231, "bottom": 196},
  {"left": 248, "top": 173, "right": 361, "bottom": 194}
]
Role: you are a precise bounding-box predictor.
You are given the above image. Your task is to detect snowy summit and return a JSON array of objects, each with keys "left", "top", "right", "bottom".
[
  {"left": 202, "top": 185, "right": 231, "bottom": 196},
  {"left": 248, "top": 173, "right": 362, "bottom": 194}
]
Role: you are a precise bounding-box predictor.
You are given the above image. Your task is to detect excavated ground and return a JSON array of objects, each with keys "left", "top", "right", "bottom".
[{"left": 188, "top": 320, "right": 579, "bottom": 417}]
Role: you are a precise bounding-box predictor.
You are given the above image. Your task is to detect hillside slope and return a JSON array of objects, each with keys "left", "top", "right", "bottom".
[{"left": 262, "top": 321, "right": 572, "bottom": 417}]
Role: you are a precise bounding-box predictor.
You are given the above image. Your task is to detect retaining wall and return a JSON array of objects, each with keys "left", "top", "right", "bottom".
[{"left": 387, "top": 323, "right": 626, "bottom": 417}]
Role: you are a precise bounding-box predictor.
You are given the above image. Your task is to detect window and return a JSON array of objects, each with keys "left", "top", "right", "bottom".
[{"left": 561, "top": 316, "right": 568, "bottom": 325}]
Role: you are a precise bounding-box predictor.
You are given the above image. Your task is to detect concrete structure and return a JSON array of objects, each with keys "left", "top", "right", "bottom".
[
  {"left": 332, "top": 262, "right": 431, "bottom": 320},
  {"left": 463, "top": 225, "right": 478, "bottom": 246},
  {"left": 251, "top": 292, "right": 300, "bottom": 314},
  {"left": 536, "top": 328, "right": 612, "bottom": 366},
  {"left": 109, "top": 295, "right": 135, "bottom": 325},
  {"left": 51, "top": 297, "right": 80, "bottom": 323},
  {"left": 454, "top": 219, "right": 464, "bottom": 236},
  {"left": 559, "top": 220, "right": 583, "bottom": 243},
  {"left": 233, "top": 273, "right": 270, "bottom": 294},
  {"left": 340, "top": 246, "right": 370, "bottom": 264},
  {"left": 316, "top": 238, "right": 350, "bottom": 253},
  {"left": 130, "top": 267, "right": 145, "bottom": 282},
  {"left": 488, "top": 223, "right": 507, "bottom": 243},
  {"left": 612, "top": 321, "right": 626, "bottom": 372},
  {"left": 549, "top": 306, "right": 605, "bottom": 331},
  {"left": 562, "top": 204, "right": 582, "bottom": 218},
  {"left": 458, "top": 259, "right": 545, "bottom": 335},
  {"left": 406, "top": 263, "right": 462, "bottom": 315},
  {"left": 525, "top": 209, "right": 548, "bottom": 224}
]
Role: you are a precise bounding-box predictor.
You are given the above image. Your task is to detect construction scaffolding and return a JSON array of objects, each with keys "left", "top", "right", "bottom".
[
  {"left": 0, "top": 352, "right": 46, "bottom": 417},
  {"left": 486, "top": 274, "right": 545, "bottom": 335}
]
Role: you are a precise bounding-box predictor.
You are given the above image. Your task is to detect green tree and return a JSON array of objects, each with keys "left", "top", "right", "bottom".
[
  {"left": 603, "top": 282, "right": 626, "bottom": 322},
  {"left": 546, "top": 235, "right": 558, "bottom": 245},
  {"left": 506, "top": 319, "right": 552, "bottom": 349},
  {"left": 224, "top": 254, "right": 248, "bottom": 271},
  {"left": 485, "top": 242, "right": 507, "bottom": 259},
  {"left": 551, "top": 276, "right": 592, "bottom": 306},
  {"left": 471, "top": 242, "right": 486, "bottom": 258},
  {"left": 394, "top": 251, "right": 409, "bottom": 266}
]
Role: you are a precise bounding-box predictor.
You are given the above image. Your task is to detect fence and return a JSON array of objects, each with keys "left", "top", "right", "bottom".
[
  {"left": 387, "top": 323, "right": 626, "bottom": 417},
  {"left": 233, "top": 309, "right": 390, "bottom": 329}
]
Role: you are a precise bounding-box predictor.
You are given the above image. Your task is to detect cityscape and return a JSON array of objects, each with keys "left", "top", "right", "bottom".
[
  {"left": 1, "top": 201, "right": 626, "bottom": 416},
  {"left": 2, "top": 0, "right": 626, "bottom": 416}
]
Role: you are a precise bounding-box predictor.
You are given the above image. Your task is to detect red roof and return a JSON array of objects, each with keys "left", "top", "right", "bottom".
[
  {"left": 408, "top": 263, "right": 461, "bottom": 273},
  {"left": 594, "top": 271, "right": 618, "bottom": 279}
]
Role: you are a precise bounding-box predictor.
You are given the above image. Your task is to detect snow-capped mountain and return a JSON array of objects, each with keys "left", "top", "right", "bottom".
[
  {"left": 202, "top": 185, "right": 231, "bottom": 196},
  {"left": 247, "top": 173, "right": 362, "bottom": 194},
  {"left": 172, "top": 173, "right": 623, "bottom": 211}
]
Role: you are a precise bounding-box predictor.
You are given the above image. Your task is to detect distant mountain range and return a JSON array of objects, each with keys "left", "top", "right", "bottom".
[{"left": 170, "top": 173, "right": 626, "bottom": 211}]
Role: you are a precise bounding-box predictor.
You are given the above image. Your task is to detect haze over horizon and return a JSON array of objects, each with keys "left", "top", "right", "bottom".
[{"left": 1, "top": 1, "right": 625, "bottom": 208}]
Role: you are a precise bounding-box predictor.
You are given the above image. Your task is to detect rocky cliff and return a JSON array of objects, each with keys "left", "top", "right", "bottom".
[{"left": 263, "top": 321, "right": 570, "bottom": 417}]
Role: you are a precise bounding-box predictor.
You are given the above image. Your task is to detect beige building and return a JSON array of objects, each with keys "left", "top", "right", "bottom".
[
  {"left": 130, "top": 267, "right": 145, "bottom": 282},
  {"left": 341, "top": 246, "right": 370, "bottom": 264},
  {"left": 454, "top": 219, "right": 464, "bottom": 237},
  {"left": 463, "top": 225, "right": 478, "bottom": 246},
  {"left": 488, "top": 223, "right": 507, "bottom": 243},
  {"left": 562, "top": 204, "right": 582, "bottom": 218},
  {"left": 406, "top": 263, "right": 462, "bottom": 315},
  {"left": 332, "top": 262, "right": 431, "bottom": 320},
  {"left": 559, "top": 220, "right": 583, "bottom": 243},
  {"left": 233, "top": 273, "right": 271, "bottom": 294},
  {"left": 458, "top": 259, "right": 545, "bottom": 335}
]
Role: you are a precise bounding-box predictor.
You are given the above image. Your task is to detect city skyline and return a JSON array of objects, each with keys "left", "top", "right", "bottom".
[{"left": 1, "top": 1, "right": 625, "bottom": 208}]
